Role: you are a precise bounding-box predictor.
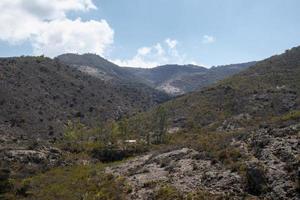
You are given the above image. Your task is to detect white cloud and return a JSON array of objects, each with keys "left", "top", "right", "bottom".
[
  {"left": 165, "top": 38, "right": 178, "bottom": 49},
  {"left": 0, "top": 0, "right": 114, "bottom": 57},
  {"left": 33, "top": 19, "right": 113, "bottom": 57},
  {"left": 137, "top": 47, "right": 151, "bottom": 56},
  {"left": 202, "top": 35, "right": 216, "bottom": 44},
  {"left": 113, "top": 39, "right": 201, "bottom": 68}
]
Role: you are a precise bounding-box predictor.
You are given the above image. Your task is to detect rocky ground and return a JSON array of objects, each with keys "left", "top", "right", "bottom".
[
  {"left": 106, "top": 148, "right": 244, "bottom": 199},
  {"left": 106, "top": 122, "right": 300, "bottom": 200}
]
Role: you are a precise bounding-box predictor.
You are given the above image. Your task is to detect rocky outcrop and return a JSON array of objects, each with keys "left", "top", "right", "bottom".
[
  {"left": 0, "top": 146, "right": 63, "bottom": 178},
  {"left": 106, "top": 148, "right": 244, "bottom": 199},
  {"left": 106, "top": 122, "right": 300, "bottom": 200},
  {"left": 244, "top": 123, "right": 300, "bottom": 199}
]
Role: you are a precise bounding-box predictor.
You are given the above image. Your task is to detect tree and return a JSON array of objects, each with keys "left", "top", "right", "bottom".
[
  {"left": 63, "top": 120, "right": 86, "bottom": 151},
  {"left": 119, "top": 118, "right": 129, "bottom": 141},
  {"left": 154, "top": 106, "right": 168, "bottom": 144}
]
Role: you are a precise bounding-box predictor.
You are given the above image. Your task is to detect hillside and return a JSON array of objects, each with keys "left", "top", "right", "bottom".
[
  {"left": 126, "top": 62, "right": 256, "bottom": 95},
  {"left": 147, "top": 47, "right": 300, "bottom": 129},
  {"left": 1, "top": 48, "right": 299, "bottom": 200},
  {"left": 58, "top": 53, "right": 255, "bottom": 96},
  {"left": 109, "top": 46, "right": 300, "bottom": 199},
  {"left": 57, "top": 53, "right": 140, "bottom": 82},
  {"left": 0, "top": 56, "right": 169, "bottom": 141}
]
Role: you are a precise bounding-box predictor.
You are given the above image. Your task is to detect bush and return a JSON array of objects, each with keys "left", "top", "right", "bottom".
[
  {"left": 281, "top": 110, "right": 300, "bottom": 121},
  {"left": 246, "top": 164, "right": 268, "bottom": 195},
  {"left": 91, "top": 148, "right": 129, "bottom": 162},
  {"left": 12, "top": 164, "right": 131, "bottom": 200},
  {"left": 0, "top": 168, "right": 11, "bottom": 195},
  {"left": 154, "top": 185, "right": 183, "bottom": 200},
  {"left": 91, "top": 143, "right": 148, "bottom": 162}
]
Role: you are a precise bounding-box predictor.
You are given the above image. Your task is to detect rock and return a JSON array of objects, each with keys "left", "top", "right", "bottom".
[
  {"left": 0, "top": 146, "right": 63, "bottom": 178},
  {"left": 244, "top": 123, "right": 299, "bottom": 199},
  {"left": 105, "top": 122, "right": 300, "bottom": 199},
  {"left": 106, "top": 148, "right": 243, "bottom": 199}
]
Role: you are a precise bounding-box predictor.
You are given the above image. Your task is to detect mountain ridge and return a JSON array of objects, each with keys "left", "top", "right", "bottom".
[{"left": 57, "top": 53, "right": 256, "bottom": 95}]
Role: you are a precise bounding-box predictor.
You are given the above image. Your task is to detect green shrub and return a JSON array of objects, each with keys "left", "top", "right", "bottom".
[
  {"left": 12, "top": 164, "right": 130, "bottom": 200},
  {"left": 281, "top": 110, "right": 300, "bottom": 121},
  {"left": 154, "top": 185, "right": 183, "bottom": 200}
]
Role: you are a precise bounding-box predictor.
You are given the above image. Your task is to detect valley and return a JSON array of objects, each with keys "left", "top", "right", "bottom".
[{"left": 0, "top": 46, "right": 299, "bottom": 200}]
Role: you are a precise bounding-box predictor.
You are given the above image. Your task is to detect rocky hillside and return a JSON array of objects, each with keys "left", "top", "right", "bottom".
[
  {"left": 57, "top": 53, "right": 140, "bottom": 82},
  {"left": 1, "top": 48, "right": 299, "bottom": 200},
  {"left": 143, "top": 47, "right": 300, "bottom": 129},
  {"left": 106, "top": 119, "right": 299, "bottom": 199},
  {"left": 58, "top": 53, "right": 255, "bottom": 96},
  {"left": 7, "top": 116, "right": 298, "bottom": 199},
  {"left": 126, "top": 62, "right": 256, "bottom": 95},
  {"left": 0, "top": 56, "right": 169, "bottom": 141}
]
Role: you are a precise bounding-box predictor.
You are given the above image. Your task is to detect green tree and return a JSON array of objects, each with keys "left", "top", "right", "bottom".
[
  {"left": 119, "top": 118, "right": 129, "bottom": 141},
  {"left": 63, "top": 120, "right": 86, "bottom": 151},
  {"left": 154, "top": 106, "right": 168, "bottom": 144}
]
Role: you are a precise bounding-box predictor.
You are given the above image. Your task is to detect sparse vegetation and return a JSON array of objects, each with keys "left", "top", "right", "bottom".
[
  {"left": 280, "top": 110, "right": 300, "bottom": 121},
  {"left": 10, "top": 164, "right": 131, "bottom": 200},
  {"left": 1, "top": 42, "right": 300, "bottom": 200},
  {"left": 154, "top": 185, "right": 183, "bottom": 200},
  {"left": 57, "top": 119, "right": 149, "bottom": 162}
]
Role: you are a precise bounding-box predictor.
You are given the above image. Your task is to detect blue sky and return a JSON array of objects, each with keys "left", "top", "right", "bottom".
[{"left": 0, "top": 0, "right": 300, "bottom": 68}]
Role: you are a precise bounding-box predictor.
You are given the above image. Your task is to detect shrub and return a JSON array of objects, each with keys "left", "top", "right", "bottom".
[
  {"left": 0, "top": 168, "right": 11, "bottom": 195},
  {"left": 281, "top": 110, "right": 300, "bottom": 121},
  {"left": 12, "top": 164, "right": 130, "bottom": 200},
  {"left": 154, "top": 185, "right": 183, "bottom": 200},
  {"left": 245, "top": 163, "right": 268, "bottom": 195}
]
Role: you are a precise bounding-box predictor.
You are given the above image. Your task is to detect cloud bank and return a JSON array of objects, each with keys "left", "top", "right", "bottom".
[{"left": 0, "top": 0, "right": 114, "bottom": 57}]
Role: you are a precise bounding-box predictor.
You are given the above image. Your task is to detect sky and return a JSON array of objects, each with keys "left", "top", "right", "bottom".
[{"left": 0, "top": 0, "right": 300, "bottom": 68}]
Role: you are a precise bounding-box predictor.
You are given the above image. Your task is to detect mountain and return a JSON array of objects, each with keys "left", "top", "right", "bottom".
[
  {"left": 56, "top": 53, "right": 140, "bottom": 82},
  {"left": 126, "top": 62, "right": 256, "bottom": 95},
  {"left": 57, "top": 53, "right": 255, "bottom": 96},
  {"left": 2, "top": 47, "right": 299, "bottom": 199},
  {"left": 0, "top": 56, "right": 169, "bottom": 141},
  {"left": 144, "top": 47, "right": 300, "bottom": 130}
]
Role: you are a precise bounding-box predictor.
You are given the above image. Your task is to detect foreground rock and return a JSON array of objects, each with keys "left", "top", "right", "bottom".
[
  {"left": 0, "top": 145, "right": 63, "bottom": 178},
  {"left": 106, "top": 122, "right": 300, "bottom": 200},
  {"left": 106, "top": 148, "right": 244, "bottom": 199}
]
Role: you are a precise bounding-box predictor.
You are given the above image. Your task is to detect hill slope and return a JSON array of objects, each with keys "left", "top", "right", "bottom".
[
  {"left": 126, "top": 62, "right": 256, "bottom": 95},
  {"left": 0, "top": 56, "right": 169, "bottom": 140},
  {"left": 57, "top": 53, "right": 140, "bottom": 82},
  {"left": 154, "top": 47, "right": 300, "bottom": 129}
]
